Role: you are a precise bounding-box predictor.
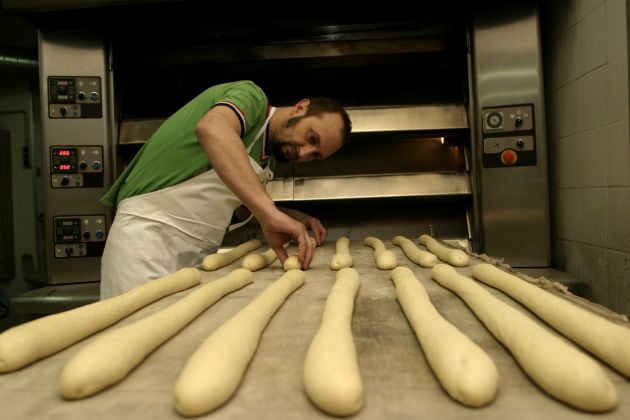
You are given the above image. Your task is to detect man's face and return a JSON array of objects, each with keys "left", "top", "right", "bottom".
[{"left": 270, "top": 112, "right": 345, "bottom": 163}]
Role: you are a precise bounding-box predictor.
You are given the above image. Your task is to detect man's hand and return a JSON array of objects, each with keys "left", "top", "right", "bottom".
[
  {"left": 278, "top": 207, "right": 327, "bottom": 245},
  {"left": 259, "top": 208, "right": 316, "bottom": 269}
]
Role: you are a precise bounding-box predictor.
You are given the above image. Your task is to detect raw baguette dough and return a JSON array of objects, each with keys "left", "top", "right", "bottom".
[
  {"left": 419, "top": 234, "right": 469, "bottom": 267},
  {"left": 173, "top": 269, "right": 306, "bottom": 416},
  {"left": 473, "top": 263, "right": 630, "bottom": 377},
  {"left": 303, "top": 267, "right": 363, "bottom": 416},
  {"left": 392, "top": 235, "right": 438, "bottom": 268},
  {"left": 59, "top": 268, "right": 253, "bottom": 399},
  {"left": 242, "top": 248, "right": 278, "bottom": 271},
  {"left": 391, "top": 267, "right": 498, "bottom": 407},
  {"left": 363, "top": 236, "right": 397, "bottom": 269},
  {"left": 283, "top": 237, "right": 316, "bottom": 271},
  {"left": 431, "top": 264, "right": 617, "bottom": 412},
  {"left": 330, "top": 236, "right": 353, "bottom": 270},
  {"left": 0, "top": 268, "right": 201, "bottom": 373},
  {"left": 283, "top": 255, "right": 302, "bottom": 271},
  {"left": 202, "top": 239, "right": 262, "bottom": 271}
]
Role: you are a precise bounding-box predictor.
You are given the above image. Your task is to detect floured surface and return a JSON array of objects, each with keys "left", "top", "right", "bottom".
[{"left": 1, "top": 241, "right": 629, "bottom": 419}]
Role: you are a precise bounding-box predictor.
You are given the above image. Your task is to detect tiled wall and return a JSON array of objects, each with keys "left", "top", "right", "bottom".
[{"left": 542, "top": 0, "right": 630, "bottom": 315}]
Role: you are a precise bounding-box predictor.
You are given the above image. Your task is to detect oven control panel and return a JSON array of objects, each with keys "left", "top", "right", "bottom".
[
  {"left": 482, "top": 104, "right": 536, "bottom": 167},
  {"left": 48, "top": 76, "right": 102, "bottom": 118},
  {"left": 50, "top": 145, "right": 104, "bottom": 188},
  {"left": 53, "top": 215, "right": 107, "bottom": 258}
]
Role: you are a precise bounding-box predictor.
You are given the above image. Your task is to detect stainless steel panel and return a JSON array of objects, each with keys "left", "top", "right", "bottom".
[
  {"left": 39, "top": 30, "right": 114, "bottom": 284},
  {"left": 269, "top": 173, "right": 470, "bottom": 201},
  {"left": 472, "top": 2, "right": 550, "bottom": 266},
  {"left": 10, "top": 282, "right": 99, "bottom": 315},
  {"left": 347, "top": 104, "right": 468, "bottom": 133},
  {"left": 483, "top": 135, "right": 534, "bottom": 154}
]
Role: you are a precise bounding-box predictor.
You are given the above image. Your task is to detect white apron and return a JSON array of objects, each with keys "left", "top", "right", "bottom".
[{"left": 100, "top": 108, "right": 275, "bottom": 298}]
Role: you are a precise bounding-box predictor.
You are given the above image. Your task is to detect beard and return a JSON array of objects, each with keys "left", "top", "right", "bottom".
[
  {"left": 269, "top": 115, "right": 302, "bottom": 162},
  {"left": 270, "top": 140, "right": 299, "bottom": 162}
]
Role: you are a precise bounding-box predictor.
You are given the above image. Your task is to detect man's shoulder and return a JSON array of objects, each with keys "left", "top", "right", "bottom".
[{"left": 208, "top": 80, "right": 265, "bottom": 96}]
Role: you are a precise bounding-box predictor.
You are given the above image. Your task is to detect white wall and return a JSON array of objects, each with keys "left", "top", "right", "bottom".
[{"left": 542, "top": 0, "right": 630, "bottom": 315}]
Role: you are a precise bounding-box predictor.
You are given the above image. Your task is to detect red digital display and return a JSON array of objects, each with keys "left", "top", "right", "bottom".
[{"left": 51, "top": 147, "right": 78, "bottom": 174}]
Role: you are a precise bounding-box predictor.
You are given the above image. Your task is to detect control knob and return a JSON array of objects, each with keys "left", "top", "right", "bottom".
[
  {"left": 60, "top": 176, "right": 70, "bottom": 186},
  {"left": 514, "top": 116, "right": 523, "bottom": 127}
]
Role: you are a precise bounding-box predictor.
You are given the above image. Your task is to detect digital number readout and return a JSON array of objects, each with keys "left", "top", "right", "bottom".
[{"left": 51, "top": 147, "right": 78, "bottom": 173}]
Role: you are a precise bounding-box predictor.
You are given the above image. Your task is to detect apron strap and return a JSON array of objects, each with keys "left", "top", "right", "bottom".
[{"left": 228, "top": 107, "right": 276, "bottom": 232}]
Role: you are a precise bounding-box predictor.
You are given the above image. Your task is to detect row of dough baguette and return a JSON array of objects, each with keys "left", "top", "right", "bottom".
[
  {"left": 0, "top": 267, "right": 310, "bottom": 413},
  {"left": 0, "top": 258, "right": 359, "bottom": 417},
  {"left": 174, "top": 269, "right": 306, "bottom": 416},
  {"left": 204, "top": 234, "right": 463, "bottom": 273},
  {"left": 345, "top": 234, "right": 467, "bottom": 270},
  {"left": 4, "top": 237, "right": 628, "bottom": 415},
  {"left": 205, "top": 238, "right": 310, "bottom": 272},
  {"left": 361, "top": 236, "right": 625, "bottom": 411},
  {"left": 225, "top": 243, "right": 616, "bottom": 414},
  {"left": 0, "top": 239, "right": 331, "bottom": 399},
  {"left": 60, "top": 268, "right": 255, "bottom": 398},
  {"left": 205, "top": 244, "right": 604, "bottom": 415},
  {"left": 363, "top": 234, "right": 468, "bottom": 269},
  {"left": 431, "top": 264, "right": 618, "bottom": 412},
  {"left": 1, "top": 236, "right": 295, "bottom": 373},
  {"left": 0, "top": 267, "right": 202, "bottom": 373},
  {"left": 391, "top": 267, "right": 499, "bottom": 407},
  {"left": 175, "top": 265, "right": 363, "bottom": 417},
  {"left": 205, "top": 237, "right": 626, "bottom": 412},
  {"left": 471, "top": 263, "right": 630, "bottom": 378},
  {"left": 303, "top": 268, "right": 363, "bottom": 416}
]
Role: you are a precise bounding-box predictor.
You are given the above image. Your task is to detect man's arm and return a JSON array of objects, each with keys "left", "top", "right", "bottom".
[{"left": 195, "top": 106, "right": 315, "bottom": 268}]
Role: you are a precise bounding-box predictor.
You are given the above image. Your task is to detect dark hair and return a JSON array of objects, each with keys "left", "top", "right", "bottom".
[{"left": 304, "top": 97, "right": 352, "bottom": 144}]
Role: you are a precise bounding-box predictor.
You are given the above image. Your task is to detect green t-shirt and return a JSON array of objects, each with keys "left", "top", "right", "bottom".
[{"left": 101, "top": 80, "right": 270, "bottom": 207}]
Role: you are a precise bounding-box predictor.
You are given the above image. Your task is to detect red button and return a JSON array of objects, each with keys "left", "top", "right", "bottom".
[{"left": 501, "top": 149, "right": 518, "bottom": 165}]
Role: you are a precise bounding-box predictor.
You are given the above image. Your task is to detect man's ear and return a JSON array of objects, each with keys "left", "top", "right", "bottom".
[{"left": 293, "top": 99, "right": 311, "bottom": 116}]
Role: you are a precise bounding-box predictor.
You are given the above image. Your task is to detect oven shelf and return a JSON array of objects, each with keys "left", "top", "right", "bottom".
[
  {"left": 347, "top": 104, "right": 468, "bottom": 133},
  {"left": 117, "top": 104, "right": 468, "bottom": 145},
  {"left": 267, "top": 172, "right": 470, "bottom": 202}
]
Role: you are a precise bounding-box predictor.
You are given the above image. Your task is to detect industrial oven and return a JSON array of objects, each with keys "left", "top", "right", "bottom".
[{"left": 33, "top": 0, "right": 549, "bottom": 285}]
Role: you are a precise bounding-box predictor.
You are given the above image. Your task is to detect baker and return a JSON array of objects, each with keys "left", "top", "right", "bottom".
[{"left": 99, "top": 80, "right": 352, "bottom": 298}]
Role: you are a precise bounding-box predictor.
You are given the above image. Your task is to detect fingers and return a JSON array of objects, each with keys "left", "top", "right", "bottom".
[
  {"left": 261, "top": 209, "right": 322, "bottom": 269},
  {"left": 314, "top": 226, "right": 327, "bottom": 245},
  {"left": 273, "top": 246, "right": 289, "bottom": 264},
  {"left": 295, "top": 229, "right": 315, "bottom": 270},
  {"left": 306, "top": 217, "right": 326, "bottom": 245}
]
